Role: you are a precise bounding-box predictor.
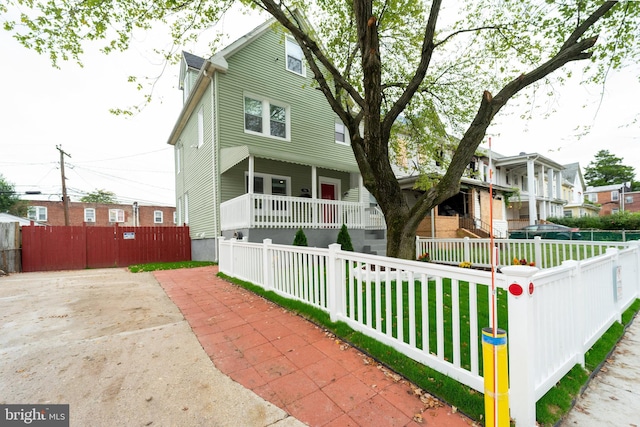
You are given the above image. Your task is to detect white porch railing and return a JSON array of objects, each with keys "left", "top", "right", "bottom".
[
  {"left": 416, "top": 236, "right": 637, "bottom": 269},
  {"left": 220, "top": 193, "right": 385, "bottom": 231},
  {"left": 219, "top": 237, "right": 640, "bottom": 426}
]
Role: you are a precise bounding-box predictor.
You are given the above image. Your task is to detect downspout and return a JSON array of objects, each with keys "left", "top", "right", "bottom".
[{"left": 210, "top": 65, "right": 220, "bottom": 259}]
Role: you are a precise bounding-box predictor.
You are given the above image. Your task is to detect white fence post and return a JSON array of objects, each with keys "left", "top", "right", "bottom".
[
  {"left": 635, "top": 241, "right": 640, "bottom": 298},
  {"left": 501, "top": 265, "right": 539, "bottom": 427},
  {"left": 326, "top": 243, "right": 343, "bottom": 323},
  {"left": 607, "top": 247, "right": 623, "bottom": 323},
  {"left": 533, "top": 236, "right": 542, "bottom": 268},
  {"left": 562, "top": 260, "right": 585, "bottom": 366},
  {"left": 263, "top": 239, "right": 273, "bottom": 291},
  {"left": 463, "top": 237, "right": 470, "bottom": 262}
]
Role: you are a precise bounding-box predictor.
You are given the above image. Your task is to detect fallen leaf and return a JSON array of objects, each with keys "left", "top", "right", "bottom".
[{"left": 413, "top": 414, "right": 423, "bottom": 423}]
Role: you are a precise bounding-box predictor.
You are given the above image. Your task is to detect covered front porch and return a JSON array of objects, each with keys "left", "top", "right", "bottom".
[{"left": 220, "top": 193, "right": 385, "bottom": 231}]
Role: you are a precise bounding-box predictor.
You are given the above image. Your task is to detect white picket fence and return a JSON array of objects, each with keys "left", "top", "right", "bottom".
[
  {"left": 218, "top": 237, "right": 640, "bottom": 426},
  {"left": 416, "top": 236, "right": 636, "bottom": 269}
]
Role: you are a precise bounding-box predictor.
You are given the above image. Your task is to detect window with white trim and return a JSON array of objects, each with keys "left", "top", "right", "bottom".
[
  {"left": 84, "top": 208, "right": 96, "bottom": 223},
  {"left": 184, "top": 193, "right": 189, "bottom": 224},
  {"left": 197, "top": 106, "right": 204, "bottom": 148},
  {"left": 612, "top": 208, "right": 619, "bottom": 214},
  {"left": 109, "top": 209, "right": 125, "bottom": 223},
  {"left": 173, "top": 211, "right": 177, "bottom": 224},
  {"left": 285, "top": 37, "right": 305, "bottom": 75},
  {"left": 244, "top": 95, "right": 289, "bottom": 140},
  {"left": 27, "top": 206, "right": 47, "bottom": 221},
  {"left": 154, "top": 210, "right": 163, "bottom": 224},
  {"left": 625, "top": 196, "right": 633, "bottom": 204},
  {"left": 611, "top": 191, "right": 619, "bottom": 201},
  {"left": 335, "top": 122, "right": 350, "bottom": 145},
  {"left": 176, "top": 144, "right": 181, "bottom": 174}
]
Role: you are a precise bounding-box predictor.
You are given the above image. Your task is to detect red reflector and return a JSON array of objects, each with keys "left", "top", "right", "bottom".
[
  {"left": 509, "top": 283, "right": 523, "bottom": 296},
  {"left": 529, "top": 282, "right": 535, "bottom": 295}
]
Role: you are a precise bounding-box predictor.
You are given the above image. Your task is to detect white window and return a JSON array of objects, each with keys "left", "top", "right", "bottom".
[
  {"left": 625, "top": 196, "right": 633, "bottom": 204},
  {"left": 285, "top": 37, "right": 305, "bottom": 75},
  {"left": 197, "top": 106, "right": 204, "bottom": 148},
  {"left": 109, "top": 209, "right": 125, "bottom": 223},
  {"left": 154, "top": 210, "right": 163, "bottom": 224},
  {"left": 245, "top": 173, "right": 291, "bottom": 196},
  {"left": 612, "top": 208, "right": 619, "bottom": 214},
  {"left": 176, "top": 145, "right": 181, "bottom": 174},
  {"left": 173, "top": 211, "right": 177, "bottom": 224},
  {"left": 244, "top": 95, "right": 289, "bottom": 140},
  {"left": 184, "top": 193, "right": 189, "bottom": 225},
  {"left": 27, "top": 206, "right": 47, "bottom": 221},
  {"left": 84, "top": 208, "right": 96, "bottom": 223},
  {"left": 245, "top": 173, "right": 291, "bottom": 213},
  {"left": 587, "top": 193, "right": 597, "bottom": 203},
  {"left": 611, "top": 191, "right": 619, "bottom": 201},
  {"left": 335, "top": 122, "right": 350, "bottom": 145}
]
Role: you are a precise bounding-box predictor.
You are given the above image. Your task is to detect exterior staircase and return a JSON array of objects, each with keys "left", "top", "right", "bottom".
[{"left": 362, "top": 229, "right": 387, "bottom": 256}]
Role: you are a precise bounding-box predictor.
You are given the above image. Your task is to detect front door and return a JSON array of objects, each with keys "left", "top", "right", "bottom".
[{"left": 321, "top": 183, "right": 337, "bottom": 225}]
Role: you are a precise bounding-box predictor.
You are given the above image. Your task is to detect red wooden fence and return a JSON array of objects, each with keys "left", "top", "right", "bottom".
[{"left": 21, "top": 225, "right": 191, "bottom": 272}]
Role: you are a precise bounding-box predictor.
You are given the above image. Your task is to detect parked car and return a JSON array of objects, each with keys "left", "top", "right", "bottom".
[{"left": 509, "top": 224, "right": 582, "bottom": 240}]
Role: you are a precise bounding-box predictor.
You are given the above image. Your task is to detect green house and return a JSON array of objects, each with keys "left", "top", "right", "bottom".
[{"left": 166, "top": 19, "right": 386, "bottom": 261}]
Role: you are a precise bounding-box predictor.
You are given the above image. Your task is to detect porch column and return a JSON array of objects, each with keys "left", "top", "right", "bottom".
[
  {"left": 527, "top": 159, "right": 537, "bottom": 225},
  {"left": 547, "top": 168, "right": 554, "bottom": 200},
  {"left": 556, "top": 171, "right": 563, "bottom": 199},
  {"left": 248, "top": 155, "right": 255, "bottom": 194},
  {"left": 311, "top": 166, "right": 317, "bottom": 198},
  {"left": 311, "top": 166, "right": 318, "bottom": 227}
]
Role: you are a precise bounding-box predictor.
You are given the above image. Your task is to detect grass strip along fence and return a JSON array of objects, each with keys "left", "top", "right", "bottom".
[
  {"left": 215, "top": 266, "right": 639, "bottom": 427},
  {"left": 218, "top": 237, "right": 640, "bottom": 426}
]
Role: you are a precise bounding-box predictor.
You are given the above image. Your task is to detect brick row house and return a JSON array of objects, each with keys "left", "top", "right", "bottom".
[
  {"left": 26, "top": 200, "right": 176, "bottom": 227},
  {"left": 585, "top": 184, "right": 639, "bottom": 216}
]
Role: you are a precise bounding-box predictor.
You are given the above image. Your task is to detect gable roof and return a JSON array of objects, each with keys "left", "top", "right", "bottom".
[{"left": 183, "top": 51, "right": 206, "bottom": 70}]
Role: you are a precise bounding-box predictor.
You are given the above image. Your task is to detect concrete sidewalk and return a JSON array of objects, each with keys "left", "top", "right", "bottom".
[{"left": 560, "top": 312, "right": 640, "bottom": 427}]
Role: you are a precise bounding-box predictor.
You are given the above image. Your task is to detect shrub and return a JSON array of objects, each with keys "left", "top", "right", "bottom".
[
  {"left": 417, "top": 252, "right": 430, "bottom": 262},
  {"left": 293, "top": 228, "right": 308, "bottom": 246},
  {"left": 336, "top": 224, "right": 354, "bottom": 251}
]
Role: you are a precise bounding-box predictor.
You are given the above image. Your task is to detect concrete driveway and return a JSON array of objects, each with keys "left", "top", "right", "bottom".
[{"left": 0, "top": 268, "right": 304, "bottom": 426}]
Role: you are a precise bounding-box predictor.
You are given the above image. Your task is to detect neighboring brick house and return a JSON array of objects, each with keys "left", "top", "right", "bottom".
[
  {"left": 25, "top": 200, "right": 176, "bottom": 227},
  {"left": 584, "top": 184, "right": 638, "bottom": 216}
]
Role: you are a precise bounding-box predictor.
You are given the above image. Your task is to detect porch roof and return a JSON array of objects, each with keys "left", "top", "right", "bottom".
[{"left": 220, "top": 145, "right": 361, "bottom": 174}]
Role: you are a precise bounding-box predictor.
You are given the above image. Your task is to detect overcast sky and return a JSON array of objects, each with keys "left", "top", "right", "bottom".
[{"left": 1, "top": 9, "right": 638, "bottom": 208}]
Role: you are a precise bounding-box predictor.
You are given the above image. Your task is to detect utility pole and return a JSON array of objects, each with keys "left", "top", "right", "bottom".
[{"left": 56, "top": 145, "right": 71, "bottom": 226}]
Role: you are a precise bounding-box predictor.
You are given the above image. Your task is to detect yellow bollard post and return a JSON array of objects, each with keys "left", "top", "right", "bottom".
[{"left": 482, "top": 327, "right": 509, "bottom": 427}]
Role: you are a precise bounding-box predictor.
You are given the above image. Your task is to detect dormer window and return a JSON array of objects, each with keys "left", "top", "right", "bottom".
[{"left": 286, "top": 38, "right": 304, "bottom": 75}]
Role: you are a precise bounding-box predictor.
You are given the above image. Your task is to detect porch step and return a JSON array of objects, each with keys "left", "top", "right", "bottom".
[{"left": 362, "top": 229, "right": 387, "bottom": 256}]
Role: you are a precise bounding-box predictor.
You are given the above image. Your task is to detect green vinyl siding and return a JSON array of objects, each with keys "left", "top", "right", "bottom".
[
  {"left": 176, "top": 84, "right": 218, "bottom": 238},
  {"left": 215, "top": 28, "right": 357, "bottom": 172}
]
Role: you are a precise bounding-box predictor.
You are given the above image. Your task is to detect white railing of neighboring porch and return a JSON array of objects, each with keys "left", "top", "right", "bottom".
[
  {"left": 416, "top": 236, "right": 637, "bottom": 269},
  {"left": 220, "top": 193, "right": 385, "bottom": 231},
  {"left": 219, "top": 237, "right": 640, "bottom": 426}
]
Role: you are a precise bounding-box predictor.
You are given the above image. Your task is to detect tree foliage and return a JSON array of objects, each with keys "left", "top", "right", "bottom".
[
  {"left": 292, "top": 228, "right": 308, "bottom": 246},
  {"left": 584, "top": 149, "right": 636, "bottom": 188},
  {"left": 0, "top": 175, "right": 20, "bottom": 213},
  {"left": 0, "top": 174, "right": 29, "bottom": 217},
  {"left": 336, "top": 224, "right": 354, "bottom": 251},
  {"left": 80, "top": 189, "right": 117, "bottom": 204},
  {"left": 4, "top": 0, "right": 638, "bottom": 258}
]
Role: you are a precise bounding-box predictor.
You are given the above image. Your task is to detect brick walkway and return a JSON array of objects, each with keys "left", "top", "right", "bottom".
[{"left": 154, "top": 266, "right": 475, "bottom": 427}]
